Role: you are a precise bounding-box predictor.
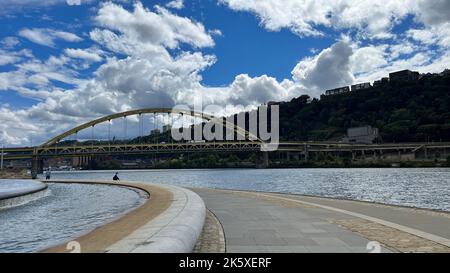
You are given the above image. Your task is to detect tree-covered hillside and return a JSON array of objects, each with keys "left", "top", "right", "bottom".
[{"left": 278, "top": 72, "right": 450, "bottom": 142}]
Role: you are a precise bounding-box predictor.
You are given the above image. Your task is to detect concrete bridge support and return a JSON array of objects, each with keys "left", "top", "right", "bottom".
[
  {"left": 304, "top": 144, "right": 309, "bottom": 161},
  {"left": 31, "top": 156, "right": 43, "bottom": 179},
  {"left": 256, "top": 151, "right": 269, "bottom": 168},
  {"left": 263, "top": 151, "right": 269, "bottom": 168}
]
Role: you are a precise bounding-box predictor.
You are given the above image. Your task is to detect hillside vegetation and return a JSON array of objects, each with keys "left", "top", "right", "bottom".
[{"left": 278, "top": 72, "right": 450, "bottom": 142}]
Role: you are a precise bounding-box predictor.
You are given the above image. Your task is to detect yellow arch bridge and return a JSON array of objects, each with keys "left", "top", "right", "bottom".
[{"left": 1, "top": 108, "right": 450, "bottom": 175}]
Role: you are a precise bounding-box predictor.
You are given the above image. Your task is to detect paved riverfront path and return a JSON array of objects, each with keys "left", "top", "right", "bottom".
[{"left": 193, "top": 189, "right": 450, "bottom": 253}]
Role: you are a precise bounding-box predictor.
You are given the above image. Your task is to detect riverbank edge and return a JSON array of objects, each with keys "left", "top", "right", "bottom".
[{"left": 42, "top": 180, "right": 206, "bottom": 253}]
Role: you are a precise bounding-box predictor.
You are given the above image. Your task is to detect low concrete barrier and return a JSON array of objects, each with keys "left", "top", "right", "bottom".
[
  {"left": 106, "top": 184, "right": 206, "bottom": 253},
  {"left": 43, "top": 180, "right": 206, "bottom": 253}
]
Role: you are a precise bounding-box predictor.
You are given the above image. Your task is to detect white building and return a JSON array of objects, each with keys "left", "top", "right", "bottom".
[
  {"left": 351, "top": 82, "right": 371, "bottom": 91},
  {"left": 342, "top": 126, "right": 379, "bottom": 144}
]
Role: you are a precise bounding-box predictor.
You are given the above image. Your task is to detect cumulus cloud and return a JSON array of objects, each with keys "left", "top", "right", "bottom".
[
  {"left": 219, "top": 0, "right": 450, "bottom": 39},
  {"left": 219, "top": 0, "right": 412, "bottom": 38},
  {"left": 94, "top": 2, "right": 214, "bottom": 49},
  {"left": 0, "top": 107, "right": 40, "bottom": 145},
  {"left": 1, "top": 2, "right": 221, "bottom": 145},
  {"left": 292, "top": 41, "right": 355, "bottom": 91},
  {"left": 166, "top": 0, "right": 184, "bottom": 10},
  {"left": 18, "top": 28, "right": 82, "bottom": 47},
  {"left": 350, "top": 45, "right": 388, "bottom": 75}
]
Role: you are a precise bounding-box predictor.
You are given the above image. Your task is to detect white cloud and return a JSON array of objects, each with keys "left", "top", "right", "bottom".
[
  {"left": 0, "top": 52, "right": 83, "bottom": 96},
  {"left": 0, "top": 51, "right": 21, "bottom": 66},
  {"left": 66, "top": 0, "right": 81, "bottom": 5},
  {"left": 0, "top": 49, "right": 33, "bottom": 66},
  {"left": 388, "top": 42, "right": 416, "bottom": 59},
  {"left": 350, "top": 45, "right": 388, "bottom": 75},
  {"left": 166, "top": 0, "right": 184, "bottom": 10},
  {"left": 407, "top": 23, "right": 450, "bottom": 48},
  {"left": 52, "top": 30, "right": 83, "bottom": 42},
  {"left": 0, "top": 2, "right": 221, "bottom": 145},
  {"left": 64, "top": 48, "right": 103, "bottom": 62},
  {"left": 0, "top": 107, "right": 40, "bottom": 145},
  {"left": 1, "top": 37, "right": 20, "bottom": 49},
  {"left": 292, "top": 41, "right": 355, "bottom": 92},
  {"left": 94, "top": 2, "right": 214, "bottom": 49},
  {"left": 219, "top": 0, "right": 450, "bottom": 40},
  {"left": 18, "top": 28, "right": 82, "bottom": 47},
  {"left": 219, "top": 0, "right": 414, "bottom": 38}
]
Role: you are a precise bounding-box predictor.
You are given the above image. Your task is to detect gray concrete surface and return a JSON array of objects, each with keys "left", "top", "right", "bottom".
[
  {"left": 279, "top": 193, "right": 450, "bottom": 240},
  {"left": 106, "top": 184, "right": 206, "bottom": 253},
  {"left": 194, "top": 189, "right": 394, "bottom": 253}
]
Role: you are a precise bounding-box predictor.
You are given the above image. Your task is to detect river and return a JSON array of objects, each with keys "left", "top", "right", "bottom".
[{"left": 50, "top": 168, "right": 450, "bottom": 212}]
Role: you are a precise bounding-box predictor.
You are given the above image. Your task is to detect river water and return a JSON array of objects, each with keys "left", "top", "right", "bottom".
[
  {"left": 0, "top": 183, "right": 146, "bottom": 253},
  {"left": 51, "top": 168, "right": 450, "bottom": 212}
]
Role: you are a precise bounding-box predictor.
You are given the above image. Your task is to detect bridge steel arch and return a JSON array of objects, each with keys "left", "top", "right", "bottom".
[{"left": 41, "top": 108, "right": 261, "bottom": 147}]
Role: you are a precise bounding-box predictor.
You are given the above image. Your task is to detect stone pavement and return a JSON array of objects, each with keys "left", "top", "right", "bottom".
[
  {"left": 193, "top": 189, "right": 393, "bottom": 253},
  {"left": 193, "top": 189, "right": 450, "bottom": 253},
  {"left": 194, "top": 210, "right": 226, "bottom": 253}
]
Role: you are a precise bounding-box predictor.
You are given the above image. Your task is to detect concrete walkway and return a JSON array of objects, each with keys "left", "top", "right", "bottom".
[
  {"left": 270, "top": 193, "right": 450, "bottom": 243},
  {"left": 193, "top": 189, "right": 450, "bottom": 253}
]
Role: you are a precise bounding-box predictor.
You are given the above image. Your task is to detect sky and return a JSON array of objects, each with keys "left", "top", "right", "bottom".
[{"left": 1, "top": 0, "right": 450, "bottom": 146}]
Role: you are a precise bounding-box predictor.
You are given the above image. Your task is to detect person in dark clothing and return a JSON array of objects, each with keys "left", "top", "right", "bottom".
[
  {"left": 113, "top": 172, "right": 120, "bottom": 181},
  {"left": 45, "top": 169, "right": 51, "bottom": 180}
]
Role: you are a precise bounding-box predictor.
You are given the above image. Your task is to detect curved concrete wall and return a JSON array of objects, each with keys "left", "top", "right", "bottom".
[
  {"left": 105, "top": 184, "right": 206, "bottom": 253},
  {"left": 0, "top": 181, "right": 48, "bottom": 209}
]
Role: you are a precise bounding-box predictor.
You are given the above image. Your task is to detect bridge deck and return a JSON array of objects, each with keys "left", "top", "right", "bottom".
[{"left": 3, "top": 142, "right": 450, "bottom": 160}]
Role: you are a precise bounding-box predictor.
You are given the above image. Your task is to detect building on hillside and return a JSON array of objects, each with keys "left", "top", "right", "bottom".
[
  {"left": 373, "top": 77, "right": 389, "bottom": 87},
  {"left": 151, "top": 129, "right": 161, "bottom": 135},
  {"left": 342, "top": 126, "right": 379, "bottom": 144},
  {"left": 325, "top": 86, "right": 350, "bottom": 96},
  {"left": 351, "top": 82, "right": 371, "bottom": 91},
  {"left": 389, "top": 70, "right": 420, "bottom": 82}
]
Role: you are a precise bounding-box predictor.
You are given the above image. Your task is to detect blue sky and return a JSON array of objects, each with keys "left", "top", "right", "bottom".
[{"left": 1, "top": 0, "right": 450, "bottom": 145}]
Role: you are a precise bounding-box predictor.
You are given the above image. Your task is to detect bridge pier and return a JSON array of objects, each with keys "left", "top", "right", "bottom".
[
  {"left": 304, "top": 144, "right": 309, "bottom": 161},
  {"left": 256, "top": 151, "right": 269, "bottom": 168},
  {"left": 31, "top": 156, "right": 43, "bottom": 179}
]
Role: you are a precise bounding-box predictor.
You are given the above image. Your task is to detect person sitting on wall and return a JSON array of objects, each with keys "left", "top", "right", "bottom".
[{"left": 113, "top": 172, "right": 120, "bottom": 181}]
